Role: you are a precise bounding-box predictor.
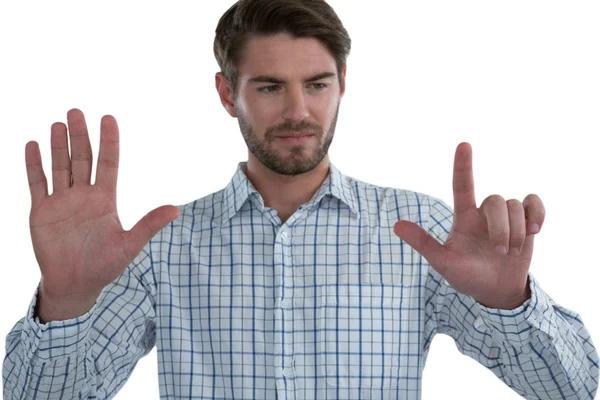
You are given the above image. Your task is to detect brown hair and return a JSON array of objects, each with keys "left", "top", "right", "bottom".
[{"left": 213, "top": 0, "right": 351, "bottom": 99}]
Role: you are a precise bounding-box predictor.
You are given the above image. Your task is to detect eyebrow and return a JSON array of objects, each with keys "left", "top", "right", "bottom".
[{"left": 247, "top": 72, "right": 337, "bottom": 85}]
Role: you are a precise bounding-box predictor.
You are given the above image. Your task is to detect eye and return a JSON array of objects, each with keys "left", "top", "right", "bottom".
[
  {"left": 258, "top": 85, "right": 281, "bottom": 93},
  {"left": 310, "top": 83, "right": 328, "bottom": 90},
  {"left": 258, "top": 83, "right": 329, "bottom": 93}
]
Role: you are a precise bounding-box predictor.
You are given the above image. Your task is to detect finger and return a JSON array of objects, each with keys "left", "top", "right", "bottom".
[
  {"left": 95, "top": 115, "right": 120, "bottom": 191},
  {"left": 523, "top": 194, "right": 545, "bottom": 235},
  {"left": 506, "top": 200, "right": 526, "bottom": 255},
  {"left": 25, "top": 141, "right": 48, "bottom": 208},
  {"left": 452, "top": 142, "right": 477, "bottom": 216},
  {"left": 480, "top": 195, "right": 510, "bottom": 255},
  {"left": 393, "top": 220, "right": 449, "bottom": 276},
  {"left": 123, "top": 205, "right": 181, "bottom": 261},
  {"left": 50, "top": 122, "right": 72, "bottom": 193},
  {"left": 66, "top": 108, "right": 93, "bottom": 186}
]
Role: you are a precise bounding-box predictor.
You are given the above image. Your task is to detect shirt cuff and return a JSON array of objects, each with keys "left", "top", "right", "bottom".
[
  {"left": 20, "top": 284, "right": 97, "bottom": 362},
  {"left": 473, "top": 273, "right": 559, "bottom": 349}
]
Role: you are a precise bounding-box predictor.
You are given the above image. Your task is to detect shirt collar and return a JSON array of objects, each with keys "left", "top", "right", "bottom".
[{"left": 220, "top": 161, "right": 360, "bottom": 227}]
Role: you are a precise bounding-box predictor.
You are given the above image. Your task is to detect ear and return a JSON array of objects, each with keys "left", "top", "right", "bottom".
[
  {"left": 215, "top": 72, "right": 237, "bottom": 118},
  {"left": 340, "top": 64, "right": 347, "bottom": 98}
]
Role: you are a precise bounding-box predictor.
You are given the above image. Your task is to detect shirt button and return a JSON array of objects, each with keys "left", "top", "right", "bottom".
[
  {"left": 280, "top": 299, "right": 291, "bottom": 309},
  {"left": 473, "top": 316, "right": 486, "bottom": 330},
  {"left": 281, "top": 232, "right": 289, "bottom": 239}
]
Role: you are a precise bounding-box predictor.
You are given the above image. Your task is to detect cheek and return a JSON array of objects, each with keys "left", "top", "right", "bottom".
[
  {"left": 320, "top": 97, "right": 340, "bottom": 126},
  {"left": 246, "top": 100, "right": 284, "bottom": 131}
]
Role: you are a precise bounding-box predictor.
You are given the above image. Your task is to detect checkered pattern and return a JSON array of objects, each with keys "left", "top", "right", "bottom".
[{"left": 4, "top": 161, "right": 599, "bottom": 399}]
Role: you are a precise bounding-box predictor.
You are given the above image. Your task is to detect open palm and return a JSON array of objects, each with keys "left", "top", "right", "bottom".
[{"left": 26, "top": 109, "right": 180, "bottom": 302}]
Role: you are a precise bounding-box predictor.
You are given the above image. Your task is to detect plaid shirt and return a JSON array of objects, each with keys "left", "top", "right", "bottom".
[{"left": 4, "top": 161, "right": 599, "bottom": 399}]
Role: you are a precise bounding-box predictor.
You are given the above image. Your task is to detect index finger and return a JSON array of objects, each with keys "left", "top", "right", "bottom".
[
  {"left": 452, "top": 142, "right": 477, "bottom": 215},
  {"left": 94, "top": 115, "right": 120, "bottom": 191}
]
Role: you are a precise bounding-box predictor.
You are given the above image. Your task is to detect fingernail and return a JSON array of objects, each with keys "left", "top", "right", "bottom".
[
  {"left": 530, "top": 223, "right": 540, "bottom": 234},
  {"left": 495, "top": 245, "right": 507, "bottom": 255},
  {"left": 509, "top": 247, "right": 520, "bottom": 256}
]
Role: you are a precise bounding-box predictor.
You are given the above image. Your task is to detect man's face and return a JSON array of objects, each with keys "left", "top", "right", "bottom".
[{"left": 231, "top": 32, "right": 345, "bottom": 176}]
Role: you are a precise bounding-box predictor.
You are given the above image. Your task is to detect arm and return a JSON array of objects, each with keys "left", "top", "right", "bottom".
[
  {"left": 2, "top": 241, "right": 157, "bottom": 400},
  {"left": 5, "top": 109, "right": 178, "bottom": 399},
  {"left": 424, "top": 198, "right": 599, "bottom": 399}
]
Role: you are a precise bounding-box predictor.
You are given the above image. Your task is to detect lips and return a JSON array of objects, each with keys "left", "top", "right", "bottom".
[
  {"left": 276, "top": 134, "right": 314, "bottom": 146},
  {"left": 277, "top": 132, "right": 315, "bottom": 138}
]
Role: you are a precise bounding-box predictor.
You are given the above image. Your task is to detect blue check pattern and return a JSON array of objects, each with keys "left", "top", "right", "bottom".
[{"left": 4, "top": 161, "right": 599, "bottom": 399}]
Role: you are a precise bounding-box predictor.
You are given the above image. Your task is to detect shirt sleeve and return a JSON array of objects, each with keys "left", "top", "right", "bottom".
[
  {"left": 423, "top": 196, "right": 599, "bottom": 399},
  {"left": 2, "top": 238, "right": 158, "bottom": 400}
]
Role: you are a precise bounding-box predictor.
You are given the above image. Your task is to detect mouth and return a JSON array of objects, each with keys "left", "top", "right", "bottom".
[
  {"left": 277, "top": 132, "right": 315, "bottom": 138},
  {"left": 276, "top": 133, "right": 315, "bottom": 145}
]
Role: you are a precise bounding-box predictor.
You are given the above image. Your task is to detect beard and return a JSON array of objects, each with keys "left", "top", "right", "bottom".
[{"left": 235, "top": 102, "right": 340, "bottom": 176}]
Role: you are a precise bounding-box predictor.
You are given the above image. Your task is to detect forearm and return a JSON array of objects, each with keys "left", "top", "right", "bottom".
[
  {"left": 3, "top": 264, "right": 157, "bottom": 399},
  {"left": 442, "top": 274, "right": 599, "bottom": 399},
  {"left": 3, "top": 285, "right": 98, "bottom": 399}
]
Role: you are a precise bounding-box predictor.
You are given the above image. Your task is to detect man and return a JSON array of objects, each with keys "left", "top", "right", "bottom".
[{"left": 3, "top": 0, "right": 598, "bottom": 398}]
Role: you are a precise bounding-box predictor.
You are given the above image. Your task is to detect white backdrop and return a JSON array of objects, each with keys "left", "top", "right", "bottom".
[{"left": 1, "top": 1, "right": 598, "bottom": 399}]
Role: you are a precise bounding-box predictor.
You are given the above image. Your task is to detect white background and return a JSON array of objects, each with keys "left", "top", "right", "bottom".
[{"left": 1, "top": 1, "right": 599, "bottom": 399}]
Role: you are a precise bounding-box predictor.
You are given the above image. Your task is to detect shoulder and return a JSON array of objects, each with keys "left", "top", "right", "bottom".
[{"left": 344, "top": 173, "right": 451, "bottom": 222}]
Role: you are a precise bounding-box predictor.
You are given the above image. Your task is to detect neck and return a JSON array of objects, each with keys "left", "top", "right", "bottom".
[{"left": 244, "top": 154, "right": 330, "bottom": 223}]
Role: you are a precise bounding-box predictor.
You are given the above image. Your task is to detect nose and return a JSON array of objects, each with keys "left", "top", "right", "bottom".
[{"left": 283, "top": 85, "right": 310, "bottom": 123}]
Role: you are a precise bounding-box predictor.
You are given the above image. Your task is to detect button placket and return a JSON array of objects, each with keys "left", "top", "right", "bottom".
[{"left": 276, "top": 227, "right": 296, "bottom": 395}]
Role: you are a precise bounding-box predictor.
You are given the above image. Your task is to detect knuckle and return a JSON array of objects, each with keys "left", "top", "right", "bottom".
[
  {"left": 28, "top": 177, "right": 47, "bottom": 188},
  {"left": 483, "top": 194, "right": 505, "bottom": 207},
  {"left": 493, "top": 229, "right": 511, "bottom": 242},
  {"left": 506, "top": 199, "right": 521, "bottom": 206},
  {"left": 98, "top": 158, "right": 119, "bottom": 168},
  {"left": 71, "top": 151, "right": 92, "bottom": 161},
  {"left": 510, "top": 233, "right": 526, "bottom": 246},
  {"left": 507, "top": 200, "right": 525, "bottom": 214},
  {"left": 524, "top": 194, "right": 544, "bottom": 208}
]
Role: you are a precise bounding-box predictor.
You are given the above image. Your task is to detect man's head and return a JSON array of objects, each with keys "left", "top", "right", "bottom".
[{"left": 213, "top": 0, "right": 351, "bottom": 176}]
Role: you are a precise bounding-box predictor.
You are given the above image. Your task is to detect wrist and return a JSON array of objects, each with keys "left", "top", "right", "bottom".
[
  {"left": 35, "top": 285, "right": 101, "bottom": 323},
  {"left": 475, "top": 280, "right": 532, "bottom": 310}
]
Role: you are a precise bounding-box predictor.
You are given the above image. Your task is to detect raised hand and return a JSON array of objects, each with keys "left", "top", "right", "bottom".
[
  {"left": 25, "top": 108, "right": 180, "bottom": 321},
  {"left": 393, "top": 142, "right": 546, "bottom": 309}
]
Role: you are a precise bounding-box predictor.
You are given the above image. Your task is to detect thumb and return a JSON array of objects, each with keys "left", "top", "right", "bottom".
[
  {"left": 393, "top": 220, "right": 448, "bottom": 272},
  {"left": 124, "top": 205, "right": 181, "bottom": 260}
]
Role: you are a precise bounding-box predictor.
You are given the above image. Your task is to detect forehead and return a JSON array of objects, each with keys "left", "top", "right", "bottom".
[{"left": 238, "top": 32, "right": 337, "bottom": 81}]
